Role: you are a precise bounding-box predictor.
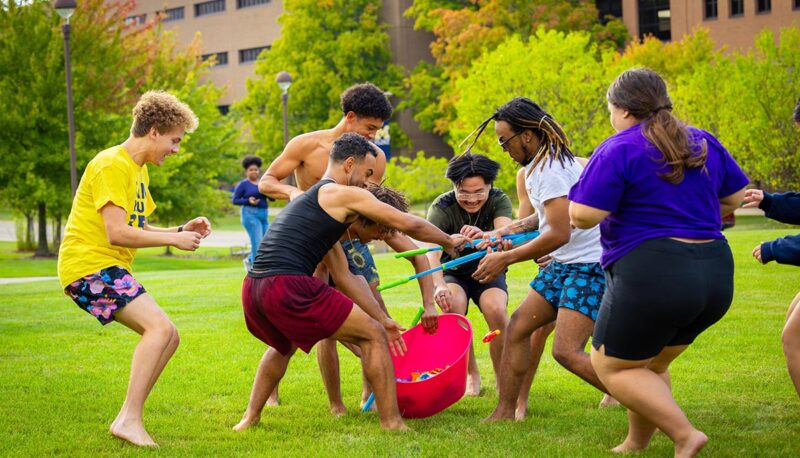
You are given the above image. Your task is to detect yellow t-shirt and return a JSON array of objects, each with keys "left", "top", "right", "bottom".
[{"left": 58, "top": 145, "right": 156, "bottom": 288}]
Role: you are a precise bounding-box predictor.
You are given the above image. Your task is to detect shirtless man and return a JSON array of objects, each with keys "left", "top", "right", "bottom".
[
  {"left": 234, "top": 133, "right": 465, "bottom": 430},
  {"left": 259, "top": 83, "right": 436, "bottom": 412}
]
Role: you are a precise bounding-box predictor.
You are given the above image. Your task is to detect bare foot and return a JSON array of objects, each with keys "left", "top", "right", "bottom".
[
  {"left": 110, "top": 419, "right": 158, "bottom": 447},
  {"left": 675, "top": 430, "right": 708, "bottom": 458},
  {"left": 599, "top": 394, "right": 621, "bottom": 408},
  {"left": 466, "top": 373, "right": 481, "bottom": 396},
  {"left": 611, "top": 439, "right": 648, "bottom": 454},
  {"left": 266, "top": 394, "right": 280, "bottom": 407},
  {"left": 232, "top": 413, "right": 261, "bottom": 432},
  {"left": 515, "top": 399, "right": 528, "bottom": 421},
  {"left": 380, "top": 418, "right": 410, "bottom": 431},
  {"left": 482, "top": 406, "right": 515, "bottom": 423},
  {"left": 330, "top": 403, "right": 347, "bottom": 416}
]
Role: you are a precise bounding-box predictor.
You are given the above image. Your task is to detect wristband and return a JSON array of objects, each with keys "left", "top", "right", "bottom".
[{"left": 177, "top": 225, "right": 184, "bottom": 233}]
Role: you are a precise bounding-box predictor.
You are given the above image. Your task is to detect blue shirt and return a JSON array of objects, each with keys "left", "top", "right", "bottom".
[
  {"left": 232, "top": 180, "right": 267, "bottom": 209},
  {"left": 569, "top": 123, "right": 749, "bottom": 268},
  {"left": 759, "top": 192, "right": 800, "bottom": 266}
]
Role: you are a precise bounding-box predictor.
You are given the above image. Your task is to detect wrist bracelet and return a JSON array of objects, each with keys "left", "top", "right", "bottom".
[{"left": 177, "top": 225, "right": 184, "bottom": 233}]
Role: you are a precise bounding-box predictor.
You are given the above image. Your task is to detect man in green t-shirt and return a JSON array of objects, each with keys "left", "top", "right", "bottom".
[{"left": 426, "top": 153, "right": 513, "bottom": 396}]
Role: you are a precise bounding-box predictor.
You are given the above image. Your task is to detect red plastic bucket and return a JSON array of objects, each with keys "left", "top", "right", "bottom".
[{"left": 391, "top": 313, "right": 472, "bottom": 418}]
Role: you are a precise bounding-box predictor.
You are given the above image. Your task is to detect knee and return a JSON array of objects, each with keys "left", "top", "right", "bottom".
[
  {"left": 149, "top": 319, "right": 178, "bottom": 347},
  {"left": 361, "top": 319, "right": 388, "bottom": 347},
  {"left": 551, "top": 344, "right": 575, "bottom": 370},
  {"left": 782, "top": 327, "right": 800, "bottom": 355}
]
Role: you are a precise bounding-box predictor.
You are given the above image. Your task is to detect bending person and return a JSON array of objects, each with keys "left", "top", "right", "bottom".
[
  {"left": 569, "top": 68, "right": 748, "bottom": 456},
  {"left": 460, "top": 98, "right": 613, "bottom": 422},
  {"left": 234, "top": 133, "right": 465, "bottom": 431},
  {"left": 425, "top": 153, "right": 513, "bottom": 396}
]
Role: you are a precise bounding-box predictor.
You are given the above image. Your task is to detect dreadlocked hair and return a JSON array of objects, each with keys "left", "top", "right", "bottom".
[
  {"left": 459, "top": 97, "right": 574, "bottom": 171},
  {"left": 357, "top": 184, "right": 409, "bottom": 237}
]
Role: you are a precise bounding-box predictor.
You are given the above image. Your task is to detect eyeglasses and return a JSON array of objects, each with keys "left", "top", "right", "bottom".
[
  {"left": 456, "top": 190, "right": 489, "bottom": 201},
  {"left": 498, "top": 132, "right": 521, "bottom": 151}
]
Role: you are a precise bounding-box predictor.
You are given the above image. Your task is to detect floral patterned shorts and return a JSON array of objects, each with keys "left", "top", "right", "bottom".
[{"left": 64, "top": 266, "right": 146, "bottom": 325}]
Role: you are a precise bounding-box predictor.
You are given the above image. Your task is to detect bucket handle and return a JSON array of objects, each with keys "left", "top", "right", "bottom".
[{"left": 456, "top": 315, "right": 471, "bottom": 332}]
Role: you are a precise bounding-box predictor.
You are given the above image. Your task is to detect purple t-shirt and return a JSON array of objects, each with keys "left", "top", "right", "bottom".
[{"left": 568, "top": 123, "right": 749, "bottom": 268}]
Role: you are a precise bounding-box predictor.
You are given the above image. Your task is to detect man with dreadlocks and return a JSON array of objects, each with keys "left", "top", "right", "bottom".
[
  {"left": 425, "top": 153, "right": 514, "bottom": 396},
  {"left": 462, "top": 97, "right": 615, "bottom": 421}
]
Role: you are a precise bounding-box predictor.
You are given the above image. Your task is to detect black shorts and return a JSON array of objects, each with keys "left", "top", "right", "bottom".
[
  {"left": 592, "top": 238, "right": 734, "bottom": 361},
  {"left": 444, "top": 272, "right": 508, "bottom": 314}
]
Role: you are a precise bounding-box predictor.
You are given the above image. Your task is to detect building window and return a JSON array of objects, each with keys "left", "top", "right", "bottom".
[
  {"left": 237, "top": 0, "right": 269, "bottom": 9},
  {"left": 195, "top": 0, "right": 225, "bottom": 17},
  {"left": 124, "top": 14, "right": 146, "bottom": 26},
  {"left": 730, "top": 0, "right": 744, "bottom": 16},
  {"left": 756, "top": 0, "right": 771, "bottom": 13},
  {"left": 239, "top": 46, "right": 270, "bottom": 63},
  {"left": 217, "top": 105, "right": 230, "bottom": 116},
  {"left": 638, "top": 0, "right": 671, "bottom": 41},
  {"left": 596, "top": 0, "right": 623, "bottom": 24},
  {"left": 163, "top": 6, "right": 184, "bottom": 22},
  {"left": 704, "top": 0, "right": 718, "bottom": 19},
  {"left": 202, "top": 52, "right": 229, "bottom": 66}
]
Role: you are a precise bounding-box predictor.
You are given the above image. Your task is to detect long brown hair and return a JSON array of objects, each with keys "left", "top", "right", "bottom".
[{"left": 607, "top": 68, "right": 706, "bottom": 184}]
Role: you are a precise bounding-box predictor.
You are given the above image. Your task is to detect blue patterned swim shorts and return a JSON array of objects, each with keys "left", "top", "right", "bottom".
[
  {"left": 341, "top": 240, "right": 380, "bottom": 284},
  {"left": 530, "top": 261, "right": 605, "bottom": 321},
  {"left": 64, "top": 266, "right": 146, "bottom": 325}
]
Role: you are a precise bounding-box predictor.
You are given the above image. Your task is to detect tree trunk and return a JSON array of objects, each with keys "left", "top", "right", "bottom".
[
  {"left": 35, "top": 202, "right": 49, "bottom": 256},
  {"left": 25, "top": 212, "right": 34, "bottom": 250}
]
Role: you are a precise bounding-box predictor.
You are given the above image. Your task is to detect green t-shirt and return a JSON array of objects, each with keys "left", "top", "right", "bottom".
[{"left": 426, "top": 188, "right": 513, "bottom": 275}]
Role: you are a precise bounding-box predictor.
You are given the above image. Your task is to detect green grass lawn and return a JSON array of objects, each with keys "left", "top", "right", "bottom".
[{"left": 1, "top": 228, "right": 799, "bottom": 456}]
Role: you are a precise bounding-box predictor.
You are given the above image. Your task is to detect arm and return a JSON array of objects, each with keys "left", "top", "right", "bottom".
[
  {"left": 385, "top": 233, "right": 438, "bottom": 333},
  {"left": 756, "top": 234, "right": 800, "bottom": 266},
  {"left": 232, "top": 181, "right": 249, "bottom": 206},
  {"left": 757, "top": 191, "right": 800, "bottom": 225},
  {"left": 101, "top": 204, "right": 202, "bottom": 251},
  {"left": 516, "top": 168, "right": 535, "bottom": 219},
  {"left": 322, "top": 243, "right": 407, "bottom": 354},
  {"left": 719, "top": 187, "right": 746, "bottom": 218},
  {"left": 259, "top": 138, "right": 306, "bottom": 201},
  {"left": 569, "top": 202, "right": 610, "bottom": 229},
  {"left": 472, "top": 197, "right": 572, "bottom": 283}
]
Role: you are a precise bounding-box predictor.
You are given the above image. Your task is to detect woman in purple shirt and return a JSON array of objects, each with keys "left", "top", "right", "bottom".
[
  {"left": 232, "top": 155, "right": 269, "bottom": 269},
  {"left": 569, "top": 68, "right": 748, "bottom": 457}
]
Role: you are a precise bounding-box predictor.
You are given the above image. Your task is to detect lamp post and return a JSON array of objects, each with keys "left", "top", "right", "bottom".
[
  {"left": 275, "top": 71, "right": 292, "bottom": 147},
  {"left": 54, "top": 0, "right": 78, "bottom": 197}
]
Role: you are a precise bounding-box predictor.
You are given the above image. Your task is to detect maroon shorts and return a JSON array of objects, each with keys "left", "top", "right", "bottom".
[{"left": 242, "top": 274, "right": 354, "bottom": 355}]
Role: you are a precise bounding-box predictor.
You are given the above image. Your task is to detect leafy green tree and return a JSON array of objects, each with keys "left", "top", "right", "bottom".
[
  {"left": 403, "top": 0, "right": 630, "bottom": 140},
  {"left": 235, "top": 0, "right": 405, "bottom": 164},
  {"left": 383, "top": 152, "right": 450, "bottom": 206},
  {"left": 449, "top": 29, "right": 615, "bottom": 193}
]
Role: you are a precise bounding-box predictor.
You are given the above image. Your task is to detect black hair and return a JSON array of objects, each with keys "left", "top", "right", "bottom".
[
  {"left": 330, "top": 132, "right": 378, "bottom": 162},
  {"left": 461, "top": 97, "right": 574, "bottom": 170},
  {"left": 242, "top": 155, "right": 262, "bottom": 169},
  {"left": 445, "top": 153, "right": 499, "bottom": 185},
  {"left": 340, "top": 83, "right": 393, "bottom": 121},
  {"left": 357, "top": 185, "right": 409, "bottom": 237},
  {"left": 794, "top": 98, "right": 800, "bottom": 124}
]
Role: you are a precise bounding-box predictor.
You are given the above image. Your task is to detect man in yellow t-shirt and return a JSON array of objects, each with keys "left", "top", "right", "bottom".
[{"left": 58, "top": 91, "right": 211, "bottom": 448}]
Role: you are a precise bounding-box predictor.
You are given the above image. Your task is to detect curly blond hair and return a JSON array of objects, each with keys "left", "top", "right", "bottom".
[{"left": 130, "top": 91, "right": 199, "bottom": 137}]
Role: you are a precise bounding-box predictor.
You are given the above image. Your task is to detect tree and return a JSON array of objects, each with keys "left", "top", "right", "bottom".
[
  {"left": 383, "top": 152, "right": 450, "bottom": 206},
  {"left": 235, "top": 0, "right": 405, "bottom": 165},
  {"left": 449, "top": 29, "right": 615, "bottom": 193},
  {"left": 402, "top": 0, "right": 630, "bottom": 140},
  {"left": 0, "top": 0, "right": 242, "bottom": 254}
]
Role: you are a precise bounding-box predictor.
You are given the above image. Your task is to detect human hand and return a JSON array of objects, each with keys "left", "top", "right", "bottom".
[
  {"left": 248, "top": 196, "right": 259, "bottom": 206},
  {"left": 742, "top": 189, "right": 764, "bottom": 208},
  {"left": 444, "top": 234, "right": 469, "bottom": 257},
  {"left": 173, "top": 231, "right": 202, "bottom": 251},
  {"left": 459, "top": 225, "right": 484, "bottom": 240},
  {"left": 535, "top": 254, "right": 553, "bottom": 268},
  {"left": 472, "top": 246, "right": 508, "bottom": 283},
  {"left": 434, "top": 284, "right": 453, "bottom": 313},
  {"left": 381, "top": 318, "right": 407, "bottom": 357},
  {"left": 421, "top": 307, "right": 439, "bottom": 335},
  {"left": 752, "top": 243, "right": 765, "bottom": 263},
  {"left": 183, "top": 216, "right": 212, "bottom": 238}
]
